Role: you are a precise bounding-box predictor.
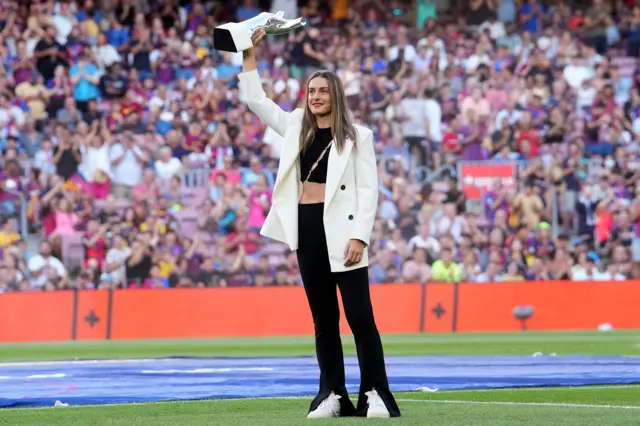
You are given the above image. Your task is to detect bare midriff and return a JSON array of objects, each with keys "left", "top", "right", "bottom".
[{"left": 299, "top": 181, "right": 326, "bottom": 204}]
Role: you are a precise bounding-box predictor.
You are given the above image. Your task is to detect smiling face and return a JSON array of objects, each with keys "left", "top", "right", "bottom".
[{"left": 307, "top": 77, "right": 332, "bottom": 117}]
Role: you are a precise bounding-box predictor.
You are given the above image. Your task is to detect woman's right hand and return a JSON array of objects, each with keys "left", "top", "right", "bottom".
[{"left": 244, "top": 28, "right": 266, "bottom": 58}]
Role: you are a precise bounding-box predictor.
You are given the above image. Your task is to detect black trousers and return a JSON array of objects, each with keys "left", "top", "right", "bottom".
[
  {"left": 405, "top": 136, "right": 427, "bottom": 167},
  {"left": 296, "top": 203, "right": 401, "bottom": 417}
]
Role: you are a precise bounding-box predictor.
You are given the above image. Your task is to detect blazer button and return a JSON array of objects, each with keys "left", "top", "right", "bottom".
[
  {"left": 348, "top": 215, "right": 354, "bottom": 220},
  {"left": 340, "top": 185, "right": 346, "bottom": 190}
]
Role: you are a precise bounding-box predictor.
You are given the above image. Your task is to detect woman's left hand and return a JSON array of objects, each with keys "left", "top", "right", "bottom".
[{"left": 344, "top": 239, "right": 365, "bottom": 267}]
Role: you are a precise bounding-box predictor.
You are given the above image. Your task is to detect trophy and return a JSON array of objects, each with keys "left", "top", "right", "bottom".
[{"left": 213, "top": 11, "right": 307, "bottom": 53}]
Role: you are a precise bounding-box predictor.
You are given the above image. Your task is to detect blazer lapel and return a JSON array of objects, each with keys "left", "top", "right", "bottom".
[
  {"left": 324, "top": 138, "right": 353, "bottom": 206},
  {"left": 278, "top": 142, "right": 299, "bottom": 179},
  {"left": 273, "top": 135, "right": 300, "bottom": 197}
]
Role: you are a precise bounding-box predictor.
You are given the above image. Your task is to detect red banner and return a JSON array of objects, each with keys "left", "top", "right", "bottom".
[{"left": 459, "top": 162, "right": 517, "bottom": 199}]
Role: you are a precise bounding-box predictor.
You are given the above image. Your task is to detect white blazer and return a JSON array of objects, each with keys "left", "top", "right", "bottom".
[{"left": 238, "top": 69, "right": 379, "bottom": 273}]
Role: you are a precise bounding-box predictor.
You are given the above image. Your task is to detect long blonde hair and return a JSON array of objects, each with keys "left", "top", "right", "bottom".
[{"left": 298, "top": 70, "right": 357, "bottom": 155}]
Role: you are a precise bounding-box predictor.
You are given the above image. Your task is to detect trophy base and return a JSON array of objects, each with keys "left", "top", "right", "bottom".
[{"left": 213, "top": 22, "right": 253, "bottom": 53}]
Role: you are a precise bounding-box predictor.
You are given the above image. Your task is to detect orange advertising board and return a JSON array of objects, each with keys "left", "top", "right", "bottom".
[{"left": 0, "top": 281, "right": 638, "bottom": 343}]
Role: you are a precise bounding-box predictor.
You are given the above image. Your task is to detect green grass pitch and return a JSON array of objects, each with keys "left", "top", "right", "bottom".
[{"left": 1, "top": 331, "right": 639, "bottom": 425}]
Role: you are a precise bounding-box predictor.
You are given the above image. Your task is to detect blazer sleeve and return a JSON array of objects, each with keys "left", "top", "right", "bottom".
[
  {"left": 350, "top": 128, "right": 379, "bottom": 246},
  {"left": 238, "top": 69, "right": 290, "bottom": 138}
]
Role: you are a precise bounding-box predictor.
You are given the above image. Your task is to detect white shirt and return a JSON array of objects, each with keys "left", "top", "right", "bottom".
[
  {"left": 632, "top": 118, "right": 640, "bottom": 135},
  {"left": 563, "top": 65, "right": 594, "bottom": 89},
  {"left": 52, "top": 15, "right": 73, "bottom": 44},
  {"left": 475, "top": 273, "right": 504, "bottom": 283},
  {"left": 478, "top": 21, "right": 506, "bottom": 40},
  {"left": 425, "top": 99, "right": 443, "bottom": 143},
  {"left": 413, "top": 53, "right": 431, "bottom": 74},
  {"left": 378, "top": 200, "right": 398, "bottom": 221},
  {"left": 432, "top": 215, "right": 464, "bottom": 243},
  {"left": 80, "top": 144, "right": 112, "bottom": 181},
  {"left": 415, "top": 39, "right": 448, "bottom": 72},
  {"left": 25, "top": 36, "right": 39, "bottom": 58},
  {"left": 576, "top": 87, "right": 597, "bottom": 109},
  {"left": 187, "top": 67, "right": 217, "bottom": 91},
  {"left": 154, "top": 157, "right": 182, "bottom": 180},
  {"left": 495, "top": 108, "right": 523, "bottom": 129},
  {"left": 273, "top": 77, "right": 300, "bottom": 99},
  {"left": 340, "top": 70, "right": 361, "bottom": 97},
  {"left": 407, "top": 234, "right": 441, "bottom": 256},
  {"left": 34, "top": 149, "right": 56, "bottom": 179},
  {"left": 596, "top": 271, "right": 627, "bottom": 281},
  {"left": 270, "top": 0, "right": 298, "bottom": 19},
  {"left": 0, "top": 106, "right": 25, "bottom": 132},
  {"left": 149, "top": 95, "right": 170, "bottom": 113},
  {"left": 417, "top": 38, "right": 446, "bottom": 52},
  {"left": 572, "top": 268, "right": 610, "bottom": 281},
  {"left": 397, "top": 98, "right": 429, "bottom": 138},
  {"left": 93, "top": 45, "right": 121, "bottom": 71},
  {"left": 28, "top": 255, "right": 66, "bottom": 288},
  {"left": 0, "top": 108, "right": 9, "bottom": 128},
  {"left": 109, "top": 143, "right": 144, "bottom": 186},
  {"left": 105, "top": 247, "right": 132, "bottom": 285},
  {"left": 389, "top": 44, "right": 417, "bottom": 62},
  {"left": 464, "top": 53, "right": 491, "bottom": 72}
]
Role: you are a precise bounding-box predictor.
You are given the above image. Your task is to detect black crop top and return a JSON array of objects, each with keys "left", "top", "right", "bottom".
[{"left": 300, "top": 127, "right": 332, "bottom": 183}]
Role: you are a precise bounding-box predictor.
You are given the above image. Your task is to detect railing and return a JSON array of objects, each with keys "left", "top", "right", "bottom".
[
  {"left": 181, "top": 168, "right": 210, "bottom": 188},
  {"left": 551, "top": 186, "right": 560, "bottom": 239},
  {"left": 180, "top": 167, "right": 279, "bottom": 189},
  {"left": 376, "top": 154, "right": 440, "bottom": 184},
  {"left": 424, "top": 164, "right": 456, "bottom": 183}
]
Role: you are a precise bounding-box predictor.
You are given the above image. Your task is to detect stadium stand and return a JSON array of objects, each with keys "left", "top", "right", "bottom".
[{"left": 0, "top": 0, "right": 639, "bottom": 292}]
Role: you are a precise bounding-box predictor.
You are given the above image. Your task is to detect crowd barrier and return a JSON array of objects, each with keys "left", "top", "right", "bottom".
[{"left": 0, "top": 281, "right": 638, "bottom": 343}]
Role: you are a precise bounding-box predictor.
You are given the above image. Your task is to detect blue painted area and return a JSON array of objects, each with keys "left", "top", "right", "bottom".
[{"left": 1, "top": 356, "right": 639, "bottom": 408}]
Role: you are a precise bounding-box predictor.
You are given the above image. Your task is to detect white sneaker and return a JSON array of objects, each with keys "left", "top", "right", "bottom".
[
  {"left": 365, "top": 389, "right": 390, "bottom": 418},
  {"left": 307, "top": 393, "right": 341, "bottom": 419}
]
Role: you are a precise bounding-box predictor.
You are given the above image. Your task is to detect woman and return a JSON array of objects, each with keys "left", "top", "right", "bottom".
[
  {"left": 46, "top": 65, "right": 72, "bottom": 118},
  {"left": 239, "top": 30, "right": 400, "bottom": 419},
  {"left": 246, "top": 174, "right": 271, "bottom": 232}
]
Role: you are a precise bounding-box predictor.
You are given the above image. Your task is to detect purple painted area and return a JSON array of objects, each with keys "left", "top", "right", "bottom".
[{"left": 0, "top": 355, "right": 639, "bottom": 408}]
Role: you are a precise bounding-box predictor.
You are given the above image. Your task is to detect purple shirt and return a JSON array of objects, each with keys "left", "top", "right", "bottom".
[
  {"left": 156, "top": 61, "right": 175, "bottom": 84},
  {"left": 461, "top": 124, "right": 485, "bottom": 161}
]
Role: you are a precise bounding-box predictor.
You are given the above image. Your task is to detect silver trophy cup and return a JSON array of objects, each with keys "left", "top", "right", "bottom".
[{"left": 213, "top": 11, "right": 307, "bottom": 53}]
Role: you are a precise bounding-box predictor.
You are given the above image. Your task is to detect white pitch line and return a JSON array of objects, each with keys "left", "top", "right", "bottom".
[
  {"left": 396, "top": 399, "right": 640, "bottom": 410},
  {"left": 3, "top": 397, "right": 311, "bottom": 411},
  {"left": 5, "top": 395, "right": 640, "bottom": 412},
  {"left": 0, "top": 359, "right": 161, "bottom": 367},
  {"left": 431, "top": 384, "right": 640, "bottom": 392}
]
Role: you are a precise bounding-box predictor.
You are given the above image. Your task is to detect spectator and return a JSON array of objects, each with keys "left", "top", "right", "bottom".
[
  {"left": 15, "top": 72, "right": 49, "bottom": 124},
  {"left": 155, "top": 146, "right": 183, "bottom": 180},
  {"left": 52, "top": 134, "right": 82, "bottom": 180},
  {"left": 27, "top": 241, "right": 67, "bottom": 289},
  {"left": 1, "top": 0, "right": 640, "bottom": 292},
  {"left": 33, "top": 26, "right": 67, "bottom": 83},
  {"left": 431, "top": 248, "right": 462, "bottom": 283},
  {"left": 0, "top": 218, "right": 20, "bottom": 248},
  {"left": 109, "top": 127, "right": 147, "bottom": 198}
]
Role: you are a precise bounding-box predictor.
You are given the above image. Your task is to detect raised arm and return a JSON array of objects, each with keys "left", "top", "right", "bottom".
[{"left": 238, "top": 29, "right": 291, "bottom": 137}]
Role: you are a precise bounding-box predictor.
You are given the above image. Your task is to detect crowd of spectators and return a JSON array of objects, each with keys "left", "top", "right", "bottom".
[{"left": 1, "top": 0, "right": 640, "bottom": 292}]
